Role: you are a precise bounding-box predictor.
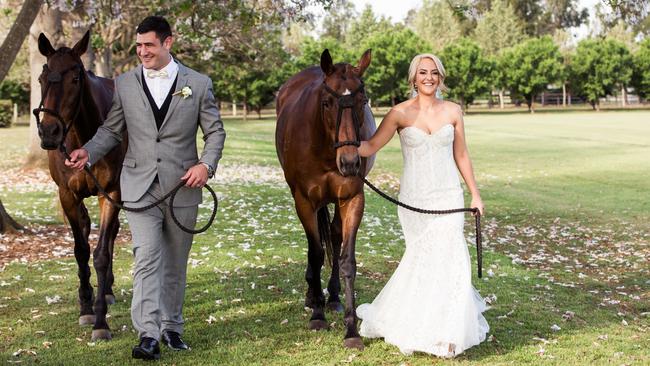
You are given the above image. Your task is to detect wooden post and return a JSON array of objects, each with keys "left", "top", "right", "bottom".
[{"left": 13, "top": 103, "right": 18, "bottom": 125}]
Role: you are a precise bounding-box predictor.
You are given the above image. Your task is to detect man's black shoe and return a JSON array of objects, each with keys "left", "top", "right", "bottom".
[
  {"left": 132, "top": 337, "right": 161, "bottom": 360},
  {"left": 161, "top": 330, "right": 190, "bottom": 351}
]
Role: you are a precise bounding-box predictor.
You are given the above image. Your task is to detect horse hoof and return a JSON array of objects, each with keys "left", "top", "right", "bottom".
[
  {"left": 343, "top": 337, "right": 364, "bottom": 350},
  {"left": 327, "top": 302, "right": 344, "bottom": 313},
  {"left": 79, "top": 315, "right": 96, "bottom": 326},
  {"left": 91, "top": 329, "right": 112, "bottom": 341},
  {"left": 308, "top": 319, "right": 329, "bottom": 330},
  {"left": 105, "top": 294, "right": 116, "bottom": 305}
]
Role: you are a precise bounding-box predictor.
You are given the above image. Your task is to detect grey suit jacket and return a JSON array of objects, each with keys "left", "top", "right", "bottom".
[{"left": 84, "top": 62, "right": 226, "bottom": 206}]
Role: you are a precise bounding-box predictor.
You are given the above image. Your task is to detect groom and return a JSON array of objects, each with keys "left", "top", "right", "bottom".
[{"left": 65, "top": 16, "right": 226, "bottom": 360}]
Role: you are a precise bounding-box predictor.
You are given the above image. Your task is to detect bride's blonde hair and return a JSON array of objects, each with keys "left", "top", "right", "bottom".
[{"left": 407, "top": 53, "right": 448, "bottom": 98}]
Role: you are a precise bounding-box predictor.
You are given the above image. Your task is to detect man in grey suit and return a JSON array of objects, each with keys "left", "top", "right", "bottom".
[{"left": 65, "top": 16, "right": 225, "bottom": 360}]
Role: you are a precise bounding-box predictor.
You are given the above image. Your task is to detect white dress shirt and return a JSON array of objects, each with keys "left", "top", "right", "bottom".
[{"left": 143, "top": 57, "right": 179, "bottom": 108}]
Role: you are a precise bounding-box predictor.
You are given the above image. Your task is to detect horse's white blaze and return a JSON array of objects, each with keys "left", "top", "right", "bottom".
[{"left": 343, "top": 88, "right": 351, "bottom": 95}]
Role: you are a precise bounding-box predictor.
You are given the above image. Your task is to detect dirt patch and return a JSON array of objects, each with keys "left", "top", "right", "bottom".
[{"left": 0, "top": 224, "right": 131, "bottom": 268}]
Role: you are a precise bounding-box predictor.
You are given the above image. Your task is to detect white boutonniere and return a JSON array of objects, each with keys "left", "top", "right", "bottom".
[{"left": 173, "top": 86, "right": 192, "bottom": 99}]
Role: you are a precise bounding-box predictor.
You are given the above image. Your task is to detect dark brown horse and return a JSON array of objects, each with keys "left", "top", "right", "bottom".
[
  {"left": 276, "top": 49, "right": 376, "bottom": 349},
  {"left": 35, "top": 31, "right": 126, "bottom": 341}
]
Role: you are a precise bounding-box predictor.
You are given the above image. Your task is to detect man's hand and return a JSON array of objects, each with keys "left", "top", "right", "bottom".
[
  {"left": 181, "top": 164, "right": 209, "bottom": 188},
  {"left": 64, "top": 148, "right": 89, "bottom": 171}
]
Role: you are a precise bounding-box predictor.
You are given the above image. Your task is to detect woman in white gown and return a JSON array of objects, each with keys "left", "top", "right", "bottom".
[{"left": 356, "top": 54, "right": 489, "bottom": 357}]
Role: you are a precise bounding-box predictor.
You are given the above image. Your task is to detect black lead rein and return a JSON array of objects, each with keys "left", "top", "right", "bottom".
[
  {"left": 361, "top": 177, "right": 482, "bottom": 278},
  {"left": 60, "top": 145, "right": 217, "bottom": 235},
  {"left": 322, "top": 79, "right": 483, "bottom": 278}
]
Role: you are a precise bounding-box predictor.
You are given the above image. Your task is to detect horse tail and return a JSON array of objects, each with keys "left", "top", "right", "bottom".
[{"left": 317, "top": 206, "right": 333, "bottom": 268}]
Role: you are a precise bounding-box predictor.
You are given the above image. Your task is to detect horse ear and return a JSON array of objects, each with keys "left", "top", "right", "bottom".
[
  {"left": 356, "top": 49, "right": 372, "bottom": 77},
  {"left": 38, "top": 33, "right": 56, "bottom": 57},
  {"left": 320, "top": 49, "right": 335, "bottom": 76},
  {"left": 73, "top": 30, "right": 91, "bottom": 56}
]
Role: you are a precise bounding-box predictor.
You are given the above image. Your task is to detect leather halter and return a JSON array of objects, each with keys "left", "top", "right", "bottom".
[
  {"left": 322, "top": 80, "right": 366, "bottom": 149},
  {"left": 33, "top": 62, "right": 85, "bottom": 151}
]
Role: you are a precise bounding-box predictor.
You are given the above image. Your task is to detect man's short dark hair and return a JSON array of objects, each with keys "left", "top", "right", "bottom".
[{"left": 136, "top": 16, "right": 172, "bottom": 43}]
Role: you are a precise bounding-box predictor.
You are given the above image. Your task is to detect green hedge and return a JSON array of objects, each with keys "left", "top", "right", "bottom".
[{"left": 0, "top": 100, "right": 12, "bottom": 128}]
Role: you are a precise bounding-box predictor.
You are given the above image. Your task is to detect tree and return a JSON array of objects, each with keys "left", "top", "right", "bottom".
[
  {"left": 361, "top": 26, "right": 427, "bottom": 106},
  {"left": 553, "top": 29, "right": 575, "bottom": 106},
  {"left": 290, "top": 36, "right": 352, "bottom": 74},
  {"left": 344, "top": 5, "right": 392, "bottom": 50},
  {"left": 412, "top": 0, "right": 462, "bottom": 52},
  {"left": 537, "top": 0, "right": 589, "bottom": 35},
  {"left": 439, "top": 38, "right": 493, "bottom": 110},
  {"left": 213, "top": 28, "right": 291, "bottom": 120},
  {"left": 0, "top": 199, "right": 24, "bottom": 233},
  {"left": 631, "top": 38, "right": 650, "bottom": 102},
  {"left": 321, "top": 0, "right": 356, "bottom": 42},
  {"left": 569, "top": 38, "right": 633, "bottom": 110},
  {"left": 0, "top": 0, "right": 41, "bottom": 83},
  {"left": 473, "top": 0, "right": 525, "bottom": 57},
  {"left": 501, "top": 36, "right": 564, "bottom": 112},
  {"left": 27, "top": 3, "right": 63, "bottom": 168},
  {"left": 598, "top": 0, "right": 650, "bottom": 37}
]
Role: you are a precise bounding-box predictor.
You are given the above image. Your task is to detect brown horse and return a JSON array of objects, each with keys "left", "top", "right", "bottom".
[
  {"left": 275, "top": 49, "right": 376, "bottom": 349},
  {"left": 35, "top": 31, "right": 126, "bottom": 341}
]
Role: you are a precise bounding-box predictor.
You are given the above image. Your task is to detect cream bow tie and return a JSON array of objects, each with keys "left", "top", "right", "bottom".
[{"left": 146, "top": 69, "right": 169, "bottom": 79}]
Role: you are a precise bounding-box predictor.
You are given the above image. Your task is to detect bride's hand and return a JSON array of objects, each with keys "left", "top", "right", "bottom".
[{"left": 470, "top": 196, "right": 484, "bottom": 216}]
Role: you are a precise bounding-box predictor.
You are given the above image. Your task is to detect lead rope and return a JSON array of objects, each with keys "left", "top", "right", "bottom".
[
  {"left": 60, "top": 145, "right": 217, "bottom": 234},
  {"left": 361, "top": 177, "right": 482, "bottom": 278}
]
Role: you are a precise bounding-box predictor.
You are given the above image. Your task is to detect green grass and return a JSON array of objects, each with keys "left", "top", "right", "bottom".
[{"left": 0, "top": 111, "right": 649, "bottom": 365}]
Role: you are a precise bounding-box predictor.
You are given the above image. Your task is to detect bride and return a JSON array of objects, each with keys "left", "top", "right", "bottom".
[{"left": 357, "top": 53, "right": 489, "bottom": 357}]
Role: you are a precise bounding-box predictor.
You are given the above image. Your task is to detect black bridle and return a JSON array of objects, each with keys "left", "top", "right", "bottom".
[
  {"left": 33, "top": 62, "right": 85, "bottom": 152},
  {"left": 322, "top": 81, "right": 366, "bottom": 149}
]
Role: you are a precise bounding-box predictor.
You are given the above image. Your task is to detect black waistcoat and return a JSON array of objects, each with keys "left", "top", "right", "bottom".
[{"left": 141, "top": 72, "right": 178, "bottom": 130}]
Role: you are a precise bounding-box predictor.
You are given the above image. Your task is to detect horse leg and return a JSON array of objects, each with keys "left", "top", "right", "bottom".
[
  {"left": 326, "top": 205, "right": 343, "bottom": 313},
  {"left": 103, "top": 200, "right": 120, "bottom": 306},
  {"left": 59, "top": 188, "right": 95, "bottom": 325},
  {"left": 90, "top": 194, "right": 120, "bottom": 341},
  {"left": 294, "top": 193, "right": 328, "bottom": 330},
  {"left": 339, "top": 193, "right": 364, "bottom": 349}
]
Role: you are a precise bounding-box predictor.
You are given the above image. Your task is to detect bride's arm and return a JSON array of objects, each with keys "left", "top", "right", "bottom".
[
  {"left": 451, "top": 104, "right": 484, "bottom": 215},
  {"left": 358, "top": 108, "right": 401, "bottom": 157}
]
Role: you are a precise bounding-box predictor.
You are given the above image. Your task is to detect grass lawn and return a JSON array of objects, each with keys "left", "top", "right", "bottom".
[{"left": 0, "top": 111, "right": 648, "bottom": 365}]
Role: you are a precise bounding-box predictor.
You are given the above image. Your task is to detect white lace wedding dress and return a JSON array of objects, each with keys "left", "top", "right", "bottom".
[{"left": 357, "top": 124, "right": 489, "bottom": 357}]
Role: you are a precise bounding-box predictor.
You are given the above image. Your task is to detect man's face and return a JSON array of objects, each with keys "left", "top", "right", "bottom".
[{"left": 136, "top": 31, "right": 173, "bottom": 70}]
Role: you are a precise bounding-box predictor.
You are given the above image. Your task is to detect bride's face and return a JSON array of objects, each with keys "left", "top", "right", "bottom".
[{"left": 415, "top": 58, "right": 440, "bottom": 96}]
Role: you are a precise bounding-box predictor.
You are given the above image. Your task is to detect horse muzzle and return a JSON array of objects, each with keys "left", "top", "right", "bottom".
[
  {"left": 38, "top": 122, "right": 63, "bottom": 150},
  {"left": 337, "top": 152, "right": 361, "bottom": 177}
]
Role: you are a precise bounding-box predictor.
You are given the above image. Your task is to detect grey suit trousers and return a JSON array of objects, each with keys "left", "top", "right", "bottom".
[{"left": 126, "top": 181, "right": 198, "bottom": 340}]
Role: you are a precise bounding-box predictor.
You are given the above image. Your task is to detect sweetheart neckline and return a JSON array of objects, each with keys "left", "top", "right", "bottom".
[{"left": 400, "top": 123, "right": 453, "bottom": 136}]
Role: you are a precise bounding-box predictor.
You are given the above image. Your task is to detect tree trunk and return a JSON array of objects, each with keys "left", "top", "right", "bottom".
[
  {"left": 232, "top": 101, "right": 237, "bottom": 116},
  {"left": 64, "top": 4, "right": 94, "bottom": 70},
  {"left": 528, "top": 95, "right": 535, "bottom": 113},
  {"left": 243, "top": 96, "right": 248, "bottom": 121},
  {"left": 621, "top": 85, "right": 627, "bottom": 107},
  {"left": 0, "top": 0, "right": 42, "bottom": 83},
  {"left": 0, "top": 198, "right": 24, "bottom": 233},
  {"left": 95, "top": 47, "right": 112, "bottom": 77},
  {"left": 499, "top": 90, "right": 504, "bottom": 109},
  {"left": 26, "top": 4, "right": 63, "bottom": 168},
  {"left": 562, "top": 83, "right": 567, "bottom": 107}
]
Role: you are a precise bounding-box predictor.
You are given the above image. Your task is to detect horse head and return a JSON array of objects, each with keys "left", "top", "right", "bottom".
[
  {"left": 35, "top": 31, "right": 90, "bottom": 150},
  {"left": 320, "top": 48, "right": 371, "bottom": 177}
]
